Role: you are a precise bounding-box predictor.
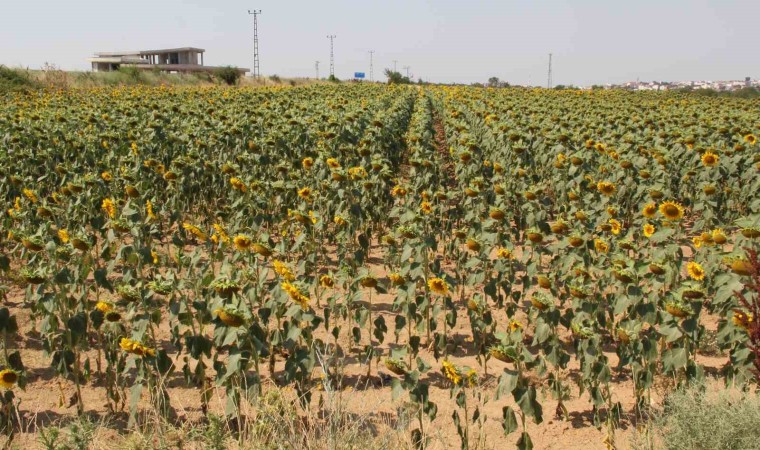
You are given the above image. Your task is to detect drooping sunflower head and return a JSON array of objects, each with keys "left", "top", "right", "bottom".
[
  {"left": 441, "top": 360, "right": 463, "bottom": 385},
  {"left": 594, "top": 238, "right": 609, "bottom": 254},
  {"left": 319, "top": 274, "right": 334, "bottom": 289},
  {"left": 597, "top": 181, "right": 616, "bottom": 196},
  {"left": 686, "top": 261, "right": 705, "bottom": 281},
  {"left": 427, "top": 277, "right": 449, "bottom": 295},
  {"left": 642, "top": 203, "right": 658, "bottom": 219},
  {"left": 701, "top": 151, "right": 719, "bottom": 167},
  {"left": 659, "top": 201, "right": 684, "bottom": 221}
]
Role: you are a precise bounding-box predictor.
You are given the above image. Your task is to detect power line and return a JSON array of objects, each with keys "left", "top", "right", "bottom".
[
  {"left": 247, "top": 9, "right": 262, "bottom": 79},
  {"left": 547, "top": 53, "right": 553, "bottom": 89},
  {"left": 368, "top": 50, "right": 375, "bottom": 82},
  {"left": 315, "top": 61, "right": 320, "bottom": 80},
  {"left": 326, "top": 35, "right": 336, "bottom": 77}
]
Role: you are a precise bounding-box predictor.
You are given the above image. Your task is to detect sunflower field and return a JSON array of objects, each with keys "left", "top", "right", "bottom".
[{"left": 0, "top": 83, "right": 759, "bottom": 449}]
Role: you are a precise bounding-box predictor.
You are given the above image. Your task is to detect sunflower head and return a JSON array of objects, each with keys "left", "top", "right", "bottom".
[
  {"left": 659, "top": 201, "right": 684, "bottom": 221},
  {"left": 701, "top": 151, "right": 719, "bottom": 167},
  {"left": 427, "top": 277, "right": 449, "bottom": 295},
  {"left": 596, "top": 181, "right": 616, "bottom": 196},
  {"left": 0, "top": 369, "right": 19, "bottom": 389},
  {"left": 686, "top": 261, "right": 705, "bottom": 281},
  {"left": 640, "top": 224, "right": 655, "bottom": 239},
  {"left": 233, "top": 234, "right": 252, "bottom": 251}
]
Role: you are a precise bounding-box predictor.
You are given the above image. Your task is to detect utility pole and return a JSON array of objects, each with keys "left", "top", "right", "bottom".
[
  {"left": 393, "top": 60, "right": 397, "bottom": 73},
  {"left": 327, "top": 35, "right": 336, "bottom": 77},
  {"left": 368, "top": 50, "right": 375, "bottom": 82},
  {"left": 403, "top": 66, "right": 410, "bottom": 79},
  {"left": 248, "top": 9, "right": 262, "bottom": 79},
  {"left": 547, "top": 53, "right": 553, "bottom": 89},
  {"left": 315, "top": 61, "right": 320, "bottom": 80}
]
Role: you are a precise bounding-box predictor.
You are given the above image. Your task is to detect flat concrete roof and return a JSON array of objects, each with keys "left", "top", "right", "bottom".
[
  {"left": 139, "top": 47, "right": 205, "bottom": 55},
  {"left": 95, "top": 47, "right": 205, "bottom": 57}
]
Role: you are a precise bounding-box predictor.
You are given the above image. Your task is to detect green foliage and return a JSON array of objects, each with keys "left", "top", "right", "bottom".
[
  {"left": 117, "top": 66, "right": 142, "bottom": 82},
  {"left": 214, "top": 66, "right": 242, "bottom": 85},
  {"left": 0, "top": 66, "right": 38, "bottom": 92},
  {"left": 632, "top": 382, "right": 760, "bottom": 450},
  {"left": 384, "top": 69, "right": 411, "bottom": 85}
]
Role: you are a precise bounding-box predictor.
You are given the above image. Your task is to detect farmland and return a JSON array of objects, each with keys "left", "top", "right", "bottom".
[{"left": 0, "top": 83, "right": 759, "bottom": 449}]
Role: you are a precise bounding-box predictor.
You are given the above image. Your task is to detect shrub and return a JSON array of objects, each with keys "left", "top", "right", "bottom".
[
  {"left": 269, "top": 74, "right": 281, "bottom": 83},
  {"left": 117, "top": 65, "right": 142, "bottom": 83},
  {"left": 214, "top": 66, "right": 242, "bottom": 86},
  {"left": 0, "top": 65, "right": 37, "bottom": 92},
  {"left": 632, "top": 382, "right": 760, "bottom": 450}
]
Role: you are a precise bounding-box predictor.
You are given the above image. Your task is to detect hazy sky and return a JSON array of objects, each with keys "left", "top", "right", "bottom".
[{"left": 2, "top": 0, "right": 758, "bottom": 86}]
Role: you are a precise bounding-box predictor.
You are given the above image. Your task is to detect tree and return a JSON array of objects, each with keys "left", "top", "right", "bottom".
[
  {"left": 488, "top": 77, "right": 500, "bottom": 88},
  {"left": 214, "top": 66, "right": 242, "bottom": 86},
  {"left": 384, "top": 69, "right": 411, "bottom": 85}
]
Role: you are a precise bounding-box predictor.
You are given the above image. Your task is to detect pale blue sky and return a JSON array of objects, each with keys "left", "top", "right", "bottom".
[{"left": 2, "top": 0, "right": 758, "bottom": 85}]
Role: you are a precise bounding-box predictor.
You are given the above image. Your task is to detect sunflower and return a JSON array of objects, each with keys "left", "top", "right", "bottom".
[
  {"left": 441, "top": 360, "right": 463, "bottom": 385},
  {"left": 594, "top": 238, "right": 609, "bottom": 253},
  {"left": 712, "top": 228, "right": 727, "bottom": 245},
  {"left": 146, "top": 200, "right": 157, "bottom": 221},
  {"left": 609, "top": 219, "right": 622, "bottom": 235},
  {"left": 22, "top": 188, "right": 38, "bottom": 204},
  {"left": 101, "top": 198, "right": 116, "bottom": 219},
  {"left": 95, "top": 301, "right": 113, "bottom": 313},
  {"left": 389, "top": 273, "right": 405, "bottom": 286},
  {"left": 333, "top": 215, "right": 347, "bottom": 226},
  {"left": 597, "top": 181, "right": 616, "bottom": 196},
  {"left": 212, "top": 224, "right": 231, "bottom": 245},
  {"left": 58, "top": 229, "right": 70, "bottom": 244},
  {"left": 659, "top": 201, "right": 684, "bottom": 221},
  {"left": 182, "top": 223, "right": 207, "bottom": 242},
  {"left": 701, "top": 151, "right": 719, "bottom": 167},
  {"left": 297, "top": 187, "right": 313, "bottom": 200},
  {"left": 233, "top": 234, "right": 252, "bottom": 251},
  {"left": 319, "top": 274, "right": 334, "bottom": 288},
  {"left": 496, "top": 247, "right": 513, "bottom": 259},
  {"left": 744, "top": 134, "right": 757, "bottom": 146},
  {"left": 273, "top": 260, "right": 295, "bottom": 281},
  {"left": 326, "top": 158, "right": 341, "bottom": 169},
  {"left": 642, "top": 203, "right": 658, "bottom": 219},
  {"left": 692, "top": 236, "right": 703, "bottom": 249},
  {"left": 281, "top": 281, "right": 310, "bottom": 310},
  {"left": 427, "top": 277, "right": 449, "bottom": 295},
  {"left": 230, "top": 177, "right": 248, "bottom": 192},
  {"left": 687, "top": 261, "right": 705, "bottom": 281},
  {"left": 0, "top": 369, "right": 18, "bottom": 389},
  {"left": 101, "top": 171, "right": 113, "bottom": 182},
  {"left": 214, "top": 307, "right": 245, "bottom": 327},
  {"left": 348, "top": 166, "right": 368, "bottom": 180},
  {"left": 302, "top": 157, "right": 314, "bottom": 170},
  {"left": 391, "top": 185, "right": 407, "bottom": 197},
  {"left": 119, "top": 338, "right": 156, "bottom": 357},
  {"left": 643, "top": 223, "right": 655, "bottom": 238}
]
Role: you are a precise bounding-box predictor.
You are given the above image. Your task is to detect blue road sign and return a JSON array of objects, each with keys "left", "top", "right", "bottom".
[{"left": 354, "top": 72, "right": 366, "bottom": 79}]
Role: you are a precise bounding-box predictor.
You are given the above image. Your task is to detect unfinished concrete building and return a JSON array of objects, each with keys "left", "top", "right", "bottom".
[{"left": 89, "top": 47, "right": 248, "bottom": 74}]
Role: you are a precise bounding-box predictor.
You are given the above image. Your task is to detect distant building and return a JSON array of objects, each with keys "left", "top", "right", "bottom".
[
  {"left": 747, "top": 77, "right": 752, "bottom": 87},
  {"left": 89, "top": 47, "right": 248, "bottom": 74}
]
